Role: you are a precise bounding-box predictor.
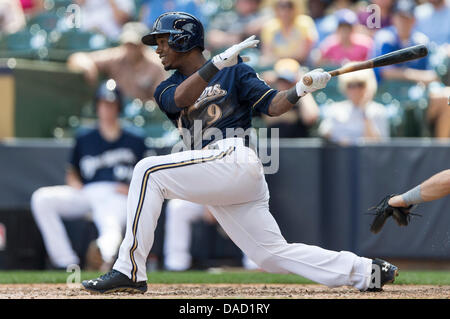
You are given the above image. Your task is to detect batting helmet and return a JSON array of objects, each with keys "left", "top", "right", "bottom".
[
  {"left": 94, "top": 79, "right": 123, "bottom": 112},
  {"left": 141, "top": 12, "right": 204, "bottom": 52}
]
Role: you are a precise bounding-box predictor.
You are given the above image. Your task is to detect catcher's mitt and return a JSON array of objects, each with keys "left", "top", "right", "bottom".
[{"left": 368, "top": 194, "right": 418, "bottom": 234}]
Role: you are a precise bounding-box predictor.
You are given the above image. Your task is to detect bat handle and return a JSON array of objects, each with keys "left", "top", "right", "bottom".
[{"left": 302, "top": 71, "right": 336, "bottom": 86}]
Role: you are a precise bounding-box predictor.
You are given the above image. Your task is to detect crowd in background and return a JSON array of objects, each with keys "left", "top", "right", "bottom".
[{"left": 1, "top": 0, "right": 449, "bottom": 142}]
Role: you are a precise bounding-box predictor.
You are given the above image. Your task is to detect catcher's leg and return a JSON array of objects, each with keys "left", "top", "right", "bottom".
[{"left": 207, "top": 200, "right": 372, "bottom": 291}]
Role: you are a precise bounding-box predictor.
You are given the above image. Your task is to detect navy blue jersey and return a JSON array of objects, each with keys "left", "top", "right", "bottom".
[
  {"left": 70, "top": 128, "right": 147, "bottom": 185},
  {"left": 154, "top": 61, "right": 278, "bottom": 149}
]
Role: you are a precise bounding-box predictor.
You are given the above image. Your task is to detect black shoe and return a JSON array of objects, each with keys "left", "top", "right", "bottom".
[
  {"left": 366, "top": 258, "right": 399, "bottom": 292},
  {"left": 82, "top": 269, "right": 147, "bottom": 294}
]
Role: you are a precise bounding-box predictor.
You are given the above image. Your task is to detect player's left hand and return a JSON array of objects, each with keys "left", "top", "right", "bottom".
[
  {"left": 368, "top": 194, "right": 417, "bottom": 234},
  {"left": 212, "top": 35, "right": 259, "bottom": 70},
  {"left": 295, "top": 69, "right": 331, "bottom": 97}
]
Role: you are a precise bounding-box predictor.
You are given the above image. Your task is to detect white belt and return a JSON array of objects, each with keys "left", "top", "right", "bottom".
[{"left": 204, "top": 137, "right": 244, "bottom": 150}]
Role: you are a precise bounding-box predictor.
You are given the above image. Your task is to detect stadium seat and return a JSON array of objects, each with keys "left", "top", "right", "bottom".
[
  {"left": 1, "top": 30, "right": 33, "bottom": 51},
  {"left": 54, "top": 0, "right": 74, "bottom": 8},
  {"left": 47, "top": 30, "right": 109, "bottom": 61},
  {"left": 27, "top": 11, "right": 60, "bottom": 32},
  {"left": 0, "top": 29, "right": 39, "bottom": 59},
  {"left": 50, "top": 29, "right": 108, "bottom": 50}
]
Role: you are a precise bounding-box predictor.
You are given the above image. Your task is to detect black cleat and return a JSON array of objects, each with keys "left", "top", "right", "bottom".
[
  {"left": 82, "top": 269, "right": 147, "bottom": 294},
  {"left": 366, "top": 258, "right": 399, "bottom": 292}
]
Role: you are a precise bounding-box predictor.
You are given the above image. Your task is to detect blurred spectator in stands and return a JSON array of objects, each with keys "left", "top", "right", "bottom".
[
  {"left": 372, "top": 0, "right": 450, "bottom": 138},
  {"left": 67, "top": 22, "right": 166, "bottom": 104},
  {"left": 75, "top": 0, "right": 135, "bottom": 41},
  {"left": 414, "top": 1, "right": 450, "bottom": 138},
  {"left": 414, "top": 0, "right": 450, "bottom": 48},
  {"left": 357, "top": 0, "right": 395, "bottom": 35},
  {"left": 260, "top": 0, "right": 318, "bottom": 66},
  {"left": 140, "top": 0, "right": 205, "bottom": 30},
  {"left": 261, "top": 58, "right": 319, "bottom": 137},
  {"left": 206, "top": 0, "right": 266, "bottom": 53},
  {"left": 316, "top": 9, "right": 373, "bottom": 66},
  {"left": 372, "top": 0, "right": 438, "bottom": 84},
  {"left": 427, "top": 86, "right": 450, "bottom": 138},
  {"left": 0, "top": 0, "right": 26, "bottom": 34},
  {"left": 19, "top": 0, "right": 44, "bottom": 17},
  {"left": 328, "top": 0, "right": 359, "bottom": 11},
  {"left": 307, "top": 0, "right": 335, "bottom": 45},
  {"left": 318, "top": 67, "right": 389, "bottom": 145}
]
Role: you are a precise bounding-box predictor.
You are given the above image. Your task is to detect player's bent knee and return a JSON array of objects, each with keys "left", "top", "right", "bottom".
[
  {"left": 132, "top": 157, "right": 157, "bottom": 178},
  {"left": 133, "top": 155, "right": 171, "bottom": 177},
  {"left": 30, "top": 187, "right": 53, "bottom": 211},
  {"left": 131, "top": 157, "right": 168, "bottom": 193}
]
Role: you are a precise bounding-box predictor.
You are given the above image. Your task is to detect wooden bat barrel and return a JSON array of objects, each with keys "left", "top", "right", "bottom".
[{"left": 302, "top": 44, "right": 428, "bottom": 86}]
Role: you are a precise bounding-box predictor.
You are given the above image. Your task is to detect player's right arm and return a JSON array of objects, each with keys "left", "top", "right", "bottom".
[
  {"left": 66, "top": 135, "right": 84, "bottom": 190},
  {"left": 65, "top": 166, "right": 84, "bottom": 190},
  {"left": 389, "top": 169, "right": 450, "bottom": 207}
]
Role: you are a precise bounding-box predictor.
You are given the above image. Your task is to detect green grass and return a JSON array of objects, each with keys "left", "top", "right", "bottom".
[{"left": 0, "top": 270, "right": 449, "bottom": 285}]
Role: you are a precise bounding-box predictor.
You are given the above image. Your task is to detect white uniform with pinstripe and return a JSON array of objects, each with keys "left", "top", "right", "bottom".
[{"left": 113, "top": 137, "right": 372, "bottom": 290}]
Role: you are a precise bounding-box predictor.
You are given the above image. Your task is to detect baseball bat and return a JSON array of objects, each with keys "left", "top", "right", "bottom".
[{"left": 302, "top": 44, "right": 429, "bottom": 86}]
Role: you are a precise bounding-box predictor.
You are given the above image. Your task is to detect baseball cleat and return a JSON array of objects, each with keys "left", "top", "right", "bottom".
[
  {"left": 82, "top": 269, "right": 147, "bottom": 294},
  {"left": 365, "top": 258, "right": 399, "bottom": 292}
]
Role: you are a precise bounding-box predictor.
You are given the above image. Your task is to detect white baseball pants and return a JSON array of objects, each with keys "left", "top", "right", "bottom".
[
  {"left": 31, "top": 181, "right": 127, "bottom": 268},
  {"left": 113, "top": 138, "right": 372, "bottom": 290}
]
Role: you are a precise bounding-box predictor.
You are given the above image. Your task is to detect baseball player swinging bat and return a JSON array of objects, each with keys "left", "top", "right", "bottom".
[
  {"left": 303, "top": 44, "right": 429, "bottom": 86},
  {"left": 83, "top": 12, "right": 401, "bottom": 295}
]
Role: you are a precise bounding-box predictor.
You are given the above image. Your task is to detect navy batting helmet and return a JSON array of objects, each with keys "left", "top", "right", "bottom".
[
  {"left": 141, "top": 12, "right": 204, "bottom": 52},
  {"left": 94, "top": 79, "right": 123, "bottom": 112}
]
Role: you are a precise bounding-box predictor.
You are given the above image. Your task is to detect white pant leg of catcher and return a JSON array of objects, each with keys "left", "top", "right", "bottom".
[
  {"left": 82, "top": 182, "right": 128, "bottom": 264},
  {"left": 113, "top": 138, "right": 371, "bottom": 290},
  {"left": 163, "top": 199, "right": 204, "bottom": 271},
  {"left": 30, "top": 185, "right": 91, "bottom": 268}
]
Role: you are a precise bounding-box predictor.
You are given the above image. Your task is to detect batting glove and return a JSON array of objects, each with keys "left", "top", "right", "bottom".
[
  {"left": 296, "top": 69, "right": 331, "bottom": 97},
  {"left": 212, "top": 35, "right": 259, "bottom": 70}
]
